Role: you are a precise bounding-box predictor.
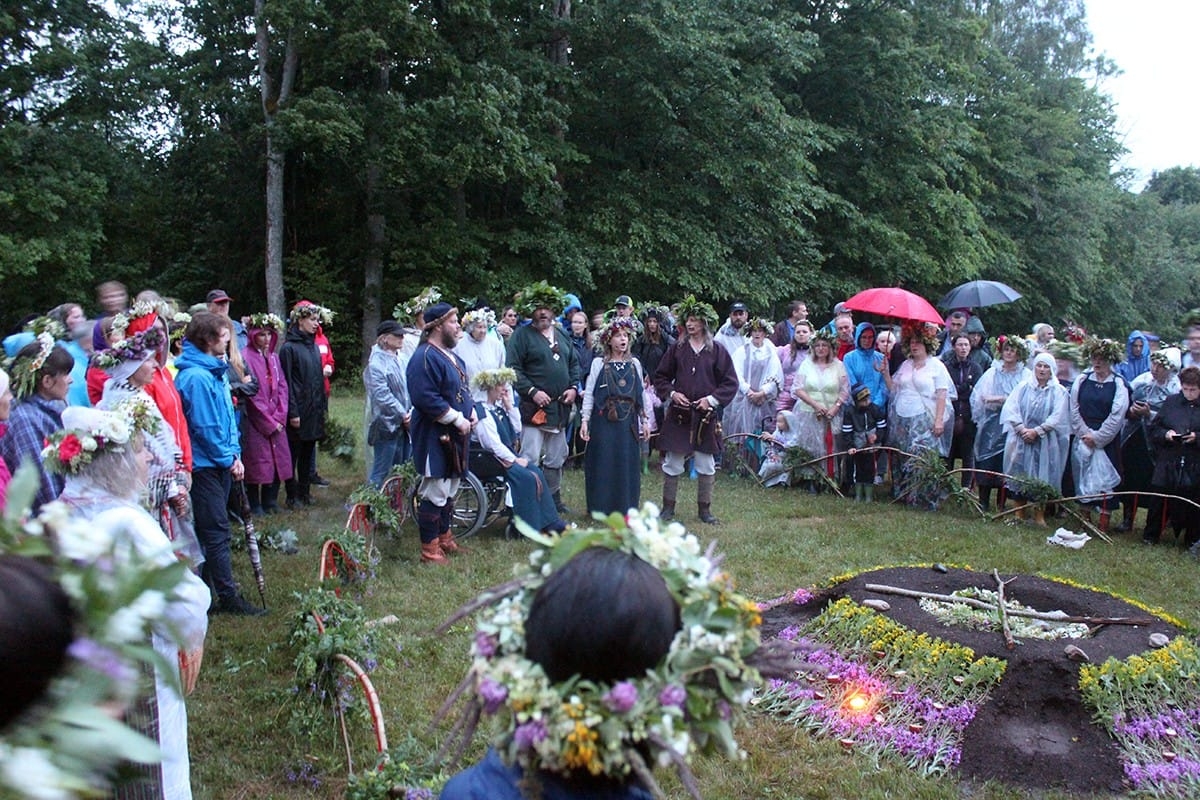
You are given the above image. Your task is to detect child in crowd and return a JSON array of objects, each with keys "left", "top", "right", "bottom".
[
  {"left": 842, "top": 383, "right": 887, "bottom": 501},
  {"left": 759, "top": 409, "right": 799, "bottom": 487}
]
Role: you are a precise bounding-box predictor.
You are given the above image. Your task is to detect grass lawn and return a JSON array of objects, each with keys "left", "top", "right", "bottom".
[{"left": 186, "top": 390, "right": 1200, "bottom": 799}]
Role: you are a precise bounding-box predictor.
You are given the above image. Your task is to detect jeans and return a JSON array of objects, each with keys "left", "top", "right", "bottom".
[
  {"left": 369, "top": 430, "right": 412, "bottom": 487},
  {"left": 192, "top": 466, "right": 236, "bottom": 601}
]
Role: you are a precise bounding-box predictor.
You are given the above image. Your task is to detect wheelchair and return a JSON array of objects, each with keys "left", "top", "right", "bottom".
[{"left": 406, "top": 447, "right": 510, "bottom": 539}]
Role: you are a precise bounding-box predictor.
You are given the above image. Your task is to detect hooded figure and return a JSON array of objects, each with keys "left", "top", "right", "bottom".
[
  {"left": 241, "top": 319, "right": 292, "bottom": 512},
  {"left": 842, "top": 322, "right": 889, "bottom": 415},
  {"left": 1115, "top": 330, "right": 1152, "bottom": 384}
]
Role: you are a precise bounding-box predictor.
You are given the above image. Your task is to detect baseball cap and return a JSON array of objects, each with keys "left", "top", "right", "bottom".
[{"left": 206, "top": 289, "right": 233, "bottom": 304}]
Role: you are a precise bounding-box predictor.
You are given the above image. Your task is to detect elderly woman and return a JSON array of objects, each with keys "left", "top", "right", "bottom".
[
  {"left": 881, "top": 324, "right": 955, "bottom": 505},
  {"left": 792, "top": 329, "right": 849, "bottom": 487},
  {"left": 48, "top": 406, "right": 210, "bottom": 800},
  {"left": 1070, "top": 337, "right": 1131, "bottom": 530},
  {"left": 1000, "top": 352, "right": 1070, "bottom": 524},
  {"left": 972, "top": 335, "right": 1030, "bottom": 511},
  {"left": 0, "top": 336, "right": 75, "bottom": 511},
  {"left": 95, "top": 328, "right": 204, "bottom": 568},
  {"left": 581, "top": 317, "right": 651, "bottom": 515},
  {"left": 471, "top": 368, "right": 565, "bottom": 534},
  {"left": 454, "top": 307, "right": 507, "bottom": 400},
  {"left": 1143, "top": 366, "right": 1200, "bottom": 547},
  {"left": 1117, "top": 347, "right": 1181, "bottom": 532}
]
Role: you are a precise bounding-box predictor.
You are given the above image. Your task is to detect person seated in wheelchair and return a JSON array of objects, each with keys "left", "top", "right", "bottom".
[{"left": 471, "top": 368, "right": 567, "bottom": 535}]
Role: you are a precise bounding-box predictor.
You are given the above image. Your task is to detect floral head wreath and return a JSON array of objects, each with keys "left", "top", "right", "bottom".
[
  {"left": 742, "top": 317, "right": 773, "bottom": 337},
  {"left": 512, "top": 281, "right": 568, "bottom": 318},
  {"left": 638, "top": 302, "right": 668, "bottom": 323},
  {"left": 471, "top": 367, "right": 517, "bottom": 391},
  {"left": 5, "top": 332, "right": 58, "bottom": 398},
  {"left": 900, "top": 322, "right": 939, "bottom": 354},
  {"left": 988, "top": 334, "right": 1030, "bottom": 363},
  {"left": 1047, "top": 340, "right": 1085, "bottom": 367},
  {"left": 24, "top": 316, "right": 68, "bottom": 341},
  {"left": 247, "top": 312, "right": 286, "bottom": 333},
  {"left": 0, "top": 476, "right": 191, "bottom": 797},
  {"left": 289, "top": 301, "right": 334, "bottom": 325},
  {"left": 1150, "top": 348, "right": 1181, "bottom": 372},
  {"left": 461, "top": 308, "right": 497, "bottom": 330},
  {"left": 395, "top": 286, "right": 442, "bottom": 321},
  {"left": 90, "top": 327, "right": 167, "bottom": 372},
  {"left": 810, "top": 327, "right": 837, "bottom": 346},
  {"left": 1081, "top": 336, "right": 1124, "bottom": 364},
  {"left": 436, "top": 504, "right": 812, "bottom": 798},
  {"left": 1060, "top": 319, "right": 1088, "bottom": 344},
  {"left": 41, "top": 408, "right": 140, "bottom": 476},
  {"left": 595, "top": 316, "right": 640, "bottom": 352},
  {"left": 674, "top": 295, "right": 719, "bottom": 331},
  {"left": 110, "top": 300, "right": 162, "bottom": 339}
]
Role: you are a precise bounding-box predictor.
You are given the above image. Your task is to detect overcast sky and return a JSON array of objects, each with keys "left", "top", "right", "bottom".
[{"left": 1085, "top": 0, "right": 1199, "bottom": 189}]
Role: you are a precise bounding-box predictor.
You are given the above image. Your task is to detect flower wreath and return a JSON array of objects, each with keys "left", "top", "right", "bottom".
[
  {"left": 1060, "top": 318, "right": 1088, "bottom": 344},
  {"left": 89, "top": 328, "right": 167, "bottom": 372},
  {"left": 1081, "top": 336, "right": 1124, "bottom": 364},
  {"left": 247, "top": 312, "right": 286, "bottom": 333},
  {"left": 810, "top": 327, "right": 837, "bottom": 346},
  {"left": 900, "top": 322, "right": 939, "bottom": 355},
  {"left": 742, "top": 317, "right": 773, "bottom": 337},
  {"left": 512, "top": 281, "right": 568, "bottom": 319},
  {"left": 988, "top": 334, "right": 1031, "bottom": 363},
  {"left": 1149, "top": 348, "right": 1180, "bottom": 372},
  {"left": 594, "top": 316, "right": 640, "bottom": 352},
  {"left": 289, "top": 302, "right": 335, "bottom": 326},
  {"left": 461, "top": 308, "right": 497, "bottom": 331},
  {"left": 438, "top": 505, "right": 810, "bottom": 799},
  {"left": 111, "top": 300, "right": 161, "bottom": 339},
  {"left": 395, "top": 286, "right": 442, "bottom": 321},
  {"left": 471, "top": 367, "right": 517, "bottom": 391},
  {"left": 673, "top": 295, "right": 719, "bottom": 331},
  {"left": 0, "top": 481, "right": 192, "bottom": 798},
  {"left": 5, "top": 332, "right": 57, "bottom": 399},
  {"left": 1046, "top": 340, "right": 1085, "bottom": 368},
  {"left": 41, "top": 416, "right": 135, "bottom": 476},
  {"left": 24, "top": 316, "right": 68, "bottom": 341}
]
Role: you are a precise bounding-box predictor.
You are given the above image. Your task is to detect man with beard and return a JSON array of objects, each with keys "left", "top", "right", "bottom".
[
  {"left": 653, "top": 296, "right": 739, "bottom": 524},
  {"left": 407, "top": 302, "right": 476, "bottom": 564},
  {"left": 506, "top": 282, "right": 581, "bottom": 515},
  {"left": 714, "top": 301, "right": 749, "bottom": 355}
]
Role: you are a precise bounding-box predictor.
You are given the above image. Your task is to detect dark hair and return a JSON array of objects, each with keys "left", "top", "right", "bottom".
[
  {"left": 184, "top": 310, "right": 227, "bottom": 352},
  {"left": 951, "top": 333, "right": 971, "bottom": 346},
  {"left": 0, "top": 556, "right": 75, "bottom": 730},
  {"left": 47, "top": 303, "right": 82, "bottom": 327},
  {"left": 1180, "top": 366, "right": 1200, "bottom": 388},
  {"left": 15, "top": 340, "right": 75, "bottom": 388},
  {"left": 525, "top": 548, "right": 680, "bottom": 684}
]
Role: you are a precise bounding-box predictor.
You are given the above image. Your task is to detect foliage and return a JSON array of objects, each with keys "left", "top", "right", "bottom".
[
  {"left": 321, "top": 416, "right": 357, "bottom": 463},
  {"left": 345, "top": 736, "right": 445, "bottom": 800},
  {"left": 1078, "top": 637, "right": 1200, "bottom": 796},
  {"left": 287, "top": 586, "right": 392, "bottom": 744},
  {"left": 917, "top": 587, "right": 1090, "bottom": 640},
  {"left": 348, "top": 482, "right": 401, "bottom": 534}
]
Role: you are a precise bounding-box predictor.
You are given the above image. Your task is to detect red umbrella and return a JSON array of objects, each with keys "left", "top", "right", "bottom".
[{"left": 842, "top": 287, "right": 943, "bottom": 325}]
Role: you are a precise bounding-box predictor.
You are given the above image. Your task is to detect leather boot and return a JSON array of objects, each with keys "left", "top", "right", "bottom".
[
  {"left": 697, "top": 474, "right": 718, "bottom": 524},
  {"left": 438, "top": 530, "right": 466, "bottom": 555},
  {"left": 661, "top": 474, "right": 679, "bottom": 521},
  {"left": 420, "top": 540, "right": 448, "bottom": 564},
  {"left": 1098, "top": 510, "right": 1111, "bottom": 532},
  {"left": 544, "top": 466, "right": 571, "bottom": 515},
  {"left": 1032, "top": 506, "right": 1047, "bottom": 527}
]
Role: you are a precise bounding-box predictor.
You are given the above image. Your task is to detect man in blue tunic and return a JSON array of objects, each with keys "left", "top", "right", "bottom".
[{"left": 406, "top": 302, "right": 477, "bottom": 564}]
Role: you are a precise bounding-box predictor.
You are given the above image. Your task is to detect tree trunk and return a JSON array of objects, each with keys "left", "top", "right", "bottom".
[
  {"left": 361, "top": 62, "right": 390, "bottom": 366},
  {"left": 256, "top": 0, "right": 298, "bottom": 317}
]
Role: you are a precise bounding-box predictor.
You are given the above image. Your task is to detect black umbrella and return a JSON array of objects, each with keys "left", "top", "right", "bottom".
[
  {"left": 938, "top": 280, "right": 1022, "bottom": 310},
  {"left": 233, "top": 480, "right": 267, "bottom": 608}
]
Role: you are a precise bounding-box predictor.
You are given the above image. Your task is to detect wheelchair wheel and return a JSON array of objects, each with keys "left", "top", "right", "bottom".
[
  {"left": 479, "top": 477, "right": 510, "bottom": 531},
  {"left": 409, "top": 472, "right": 488, "bottom": 540}
]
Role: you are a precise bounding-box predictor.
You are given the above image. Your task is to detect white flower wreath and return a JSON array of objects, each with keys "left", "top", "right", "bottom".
[{"left": 439, "top": 504, "right": 805, "bottom": 799}]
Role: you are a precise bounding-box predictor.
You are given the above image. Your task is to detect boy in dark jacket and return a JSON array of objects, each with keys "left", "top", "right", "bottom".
[{"left": 841, "top": 383, "right": 887, "bottom": 501}]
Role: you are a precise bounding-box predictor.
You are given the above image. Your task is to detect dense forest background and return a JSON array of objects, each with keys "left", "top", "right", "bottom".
[{"left": 4, "top": 0, "right": 1199, "bottom": 368}]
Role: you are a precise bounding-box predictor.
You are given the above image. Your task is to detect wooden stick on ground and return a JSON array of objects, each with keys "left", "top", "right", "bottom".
[
  {"left": 992, "top": 569, "right": 1017, "bottom": 650},
  {"left": 862, "top": 583, "right": 1156, "bottom": 626}
]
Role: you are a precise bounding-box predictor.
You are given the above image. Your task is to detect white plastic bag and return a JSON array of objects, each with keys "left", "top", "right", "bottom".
[{"left": 1072, "top": 439, "right": 1121, "bottom": 498}]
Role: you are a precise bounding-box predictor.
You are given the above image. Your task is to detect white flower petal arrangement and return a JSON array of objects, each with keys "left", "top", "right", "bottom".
[
  {"left": 438, "top": 503, "right": 808, "bottom": 799},
  {"left": 0, "top": 472, "right": 193, "bottom": 799}
]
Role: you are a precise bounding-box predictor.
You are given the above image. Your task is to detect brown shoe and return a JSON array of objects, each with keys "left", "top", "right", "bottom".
[
  {"left": 421, "top": 540, "right": 448, "bottom": 564},
  {"left": 438, "top": 531, "right": 467, "bottom": 555}
]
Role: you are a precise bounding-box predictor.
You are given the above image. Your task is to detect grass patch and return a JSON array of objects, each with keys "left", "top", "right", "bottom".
[{"left": 187, "top": 389, "right": 1200, "bottom": 799}]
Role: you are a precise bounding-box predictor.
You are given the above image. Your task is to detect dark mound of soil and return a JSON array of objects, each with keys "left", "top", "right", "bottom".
[{"left": 761, "top": 566, "right": 1184, "bottom": 795}]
